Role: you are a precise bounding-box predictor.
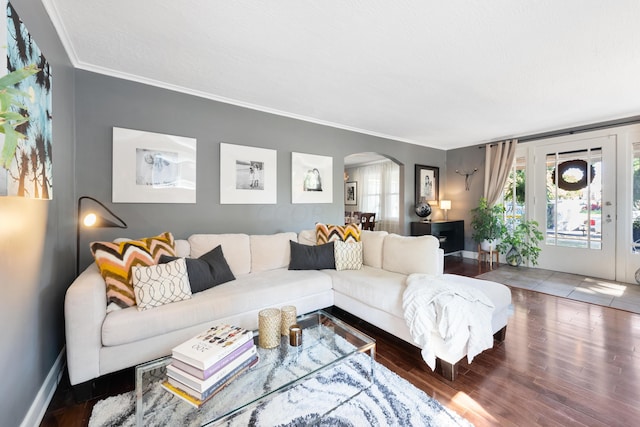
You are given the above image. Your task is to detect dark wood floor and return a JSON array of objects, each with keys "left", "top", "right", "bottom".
[{"left": 41, "top": 258, "right": 640, "bottom": 426}]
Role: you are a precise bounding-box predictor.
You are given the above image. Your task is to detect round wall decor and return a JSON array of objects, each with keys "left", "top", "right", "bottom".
[{"left": 551, "top": 159, "right": 595, "bottom": 192}]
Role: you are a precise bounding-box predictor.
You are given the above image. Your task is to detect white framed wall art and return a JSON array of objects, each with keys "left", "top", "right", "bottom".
[
  {"left": 291, "top": 152, "right": 333, "bottom": 204},
  {"left": 112, "top": 127, "right": 197, "bottom": 203},
  {"left": 220, "top": 142, "right": 277, "bottom": 204}
]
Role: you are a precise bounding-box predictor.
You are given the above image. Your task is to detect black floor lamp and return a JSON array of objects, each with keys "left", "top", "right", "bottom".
[{"left": 76, "top": 196, "right": 128, "bottom": 276}]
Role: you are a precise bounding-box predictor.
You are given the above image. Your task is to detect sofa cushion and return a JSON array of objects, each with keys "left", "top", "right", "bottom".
[
  {"left": 102, "top": 269, "right": 333, "bottom": 346},
  {"left": 250, "top": 232, "right": 298, "bottom": 273},
  {"left": 289, "top": 240, "right": 335, "bottom": 270},
  {"left": 175, "top": 239, "right": 190, "bottom": 257},
  {"left": 334, "top": 241, "right": 363, "bottom": 271},
  {"left": 326, "top": 266, "right": 407, "bottom": 318},
  {"left": 315, "top": 223, "right": 361, "bottom": 244},
  {"left": 132, "top": 258, "right": 192, "bottom": 310},
  {"left": 382, "top": 234, "right": 440, "bottom": 275},
  {"left": 360, "top": 230, "right": 388, "bottom": 268},
  {"left": 188, "top": 234, "right": 251, "bottom": 276},
  {"left": 160, "top": 245, "right": 235, "bottom": 293},
  {"left": 297, "top": 229, "right": 316, "bottom": 246}
]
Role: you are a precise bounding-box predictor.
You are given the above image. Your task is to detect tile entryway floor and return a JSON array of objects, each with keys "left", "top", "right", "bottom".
[{"left": 477, "top": 265, "right": 640, "bottom": 315}]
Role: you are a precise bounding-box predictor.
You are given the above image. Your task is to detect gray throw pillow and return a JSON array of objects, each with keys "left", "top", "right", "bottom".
[
  {"left": 288, "top": 240, "right": 335, "bottom": 270},
  {"left": 160, "top": 245, "right": 235, "bottom": 293}
]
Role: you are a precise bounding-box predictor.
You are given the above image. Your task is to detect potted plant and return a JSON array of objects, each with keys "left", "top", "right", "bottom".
[
  {"left": 471, "top": 197, "right": 505, "bottom": 251},
  {"left": 498, "top": 219, "right": 544, "bottom": 266}
]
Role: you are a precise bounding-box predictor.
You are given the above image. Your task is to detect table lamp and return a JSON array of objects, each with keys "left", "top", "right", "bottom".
[{"left": 440, "top": 200, "right": 451, "bottom": 220}]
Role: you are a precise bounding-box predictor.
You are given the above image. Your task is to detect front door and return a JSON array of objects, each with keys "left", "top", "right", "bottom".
[{"left": 533, "top": 135, "right": 616, "bottom": 279}]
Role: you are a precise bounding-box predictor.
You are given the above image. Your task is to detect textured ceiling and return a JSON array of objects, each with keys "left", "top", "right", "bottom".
[{"left": 44, "top": 0, "right": 640, "bottom": 150}]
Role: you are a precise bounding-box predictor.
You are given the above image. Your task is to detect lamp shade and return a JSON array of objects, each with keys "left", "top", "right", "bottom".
[{"left": 440, "top": 200, "right": 451, "bottom": 210}]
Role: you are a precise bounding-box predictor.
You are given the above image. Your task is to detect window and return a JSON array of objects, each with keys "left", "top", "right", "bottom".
[
  {"left": 503, "top": 155, "right": 526, "bottom": 230},
  {"left": 545, "top": 148, "right": 602, "bottom": 250},
  {"left": 350, "top": 160, "right": 400, "bottom": 234}
]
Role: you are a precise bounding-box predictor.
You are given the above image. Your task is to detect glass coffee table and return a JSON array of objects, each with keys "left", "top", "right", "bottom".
[{"left": 135, "top": 310, "right": 376, "bottom": 426}]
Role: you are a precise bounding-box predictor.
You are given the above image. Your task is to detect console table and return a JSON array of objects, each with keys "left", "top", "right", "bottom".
[{"left": 410, "top": 220, "right": 464, "bottom": 254}]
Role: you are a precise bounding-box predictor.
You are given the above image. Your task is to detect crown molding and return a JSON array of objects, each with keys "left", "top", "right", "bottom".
[{"left": 41, "top": 0, "right": 81, "bottom": 66}]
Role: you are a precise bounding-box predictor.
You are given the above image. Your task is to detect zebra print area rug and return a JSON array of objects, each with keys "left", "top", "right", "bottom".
[{"left": 89, "top": 352, "right": 472, "bottom": 427}]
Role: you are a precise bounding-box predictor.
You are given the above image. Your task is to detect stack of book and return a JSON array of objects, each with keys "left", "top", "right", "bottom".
[{"left": 161, "top": 324, "right": 258, "bottom": 407}]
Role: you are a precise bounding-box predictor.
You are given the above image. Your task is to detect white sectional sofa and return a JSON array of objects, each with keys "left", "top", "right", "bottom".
[{"left": 65, "top": 229, "right": 511, "bottom": 396}]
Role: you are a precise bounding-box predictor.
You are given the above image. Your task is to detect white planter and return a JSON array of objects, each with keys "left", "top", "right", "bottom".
[{"left": 480, "top": 239, "right": 499, "bottom": 252}]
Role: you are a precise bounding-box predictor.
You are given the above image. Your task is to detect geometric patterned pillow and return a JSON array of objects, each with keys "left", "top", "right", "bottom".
[
  {"left": 316, "top": 222, "right": 361, "bottom": 245},
  {"left": 90, "top": 232, "right": 177, "bottom": 311},
  {"left": 334, "top": 241, "right": 363, "bottom": 271},
  {"left": 90, "top": 240, "right": 155, "bottom": 311},
  {"left": 131, "top": 258, "right": 191, "bottom": 311}
]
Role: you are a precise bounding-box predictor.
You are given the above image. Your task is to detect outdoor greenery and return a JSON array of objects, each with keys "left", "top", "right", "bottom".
[
  {"left": 470, "top": 197, "right": 505, "bottom": 244},
  {"left": 633, "top": 214, "right": 640, "bottom": 242},
  {"left": 634, "top": 158, "right": 640, "bottom": 202},
  {"left": 504, "top": 169, "right": 525, "bottom": 204},
  {"left": 498, "top": 219, "right": 544, "bottom": 266}
]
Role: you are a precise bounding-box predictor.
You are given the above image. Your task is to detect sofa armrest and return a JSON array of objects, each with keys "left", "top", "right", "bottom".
[{"left": 64, "top": 264, "right": 107, "bottom": 385}]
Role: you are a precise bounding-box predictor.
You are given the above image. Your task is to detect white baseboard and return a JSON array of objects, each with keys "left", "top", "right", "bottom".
[{"left": 20, "top": 347, "right": 66, "bottom": 427}]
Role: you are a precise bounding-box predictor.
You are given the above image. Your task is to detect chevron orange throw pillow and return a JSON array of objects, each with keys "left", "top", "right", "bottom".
[
  {"left": 90, "top": 232, "right": 176, "bottom": 311},
  {"left": 315, "top": 223, "right": 361, "bottom": 245}
]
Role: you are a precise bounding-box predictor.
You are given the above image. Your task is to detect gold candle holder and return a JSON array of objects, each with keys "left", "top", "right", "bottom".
[
  {"left": 289, "top": 324, "right": 302, "bottom": 347},
  {"left": 280, "top": 305, "right": 297, "bottom": 336},
  {"left": 258, "top": 308, "right": 281, "bottom": 349}
]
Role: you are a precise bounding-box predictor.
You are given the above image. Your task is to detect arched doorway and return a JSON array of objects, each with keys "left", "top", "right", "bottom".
[{"left": 344, "top": 152, "right": 403, "bottom": 234}]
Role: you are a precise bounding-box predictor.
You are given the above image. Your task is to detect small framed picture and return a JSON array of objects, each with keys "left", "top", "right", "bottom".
[
  {"left": 415, "top": 164, "right": 439, "bottom": 203},
  {"left": 291, "top": 152, "right": 333, "bottom": 204},
  {"left": 345, "top": 181, "right": 357, "bottom": 206},
  {"left": 220, "top": 143, "right": 277, "bottom": 204},
  {"left": 112, "top": 127, "right": 196, "bottom": 203}
]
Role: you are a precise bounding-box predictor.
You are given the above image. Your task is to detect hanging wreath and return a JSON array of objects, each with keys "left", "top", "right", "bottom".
[{"left": 551, "top": 159, "right": 595, "bottom": 191}]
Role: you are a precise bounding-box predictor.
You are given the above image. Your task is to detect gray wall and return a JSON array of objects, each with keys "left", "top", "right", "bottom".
[
  {"left": 445, "top": 144, "right": 486, "bottom": 250},
  {"left": 75, "top": 71, "right": 447, "bottom": 270},
  {"left": 0, "top": 0, "right": 75, "bottom": 426}
]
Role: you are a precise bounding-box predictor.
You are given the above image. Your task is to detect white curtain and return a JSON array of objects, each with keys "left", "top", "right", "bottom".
[
  {"left": 484, "top": 139, "right": 518, "bottom": 206},
  {"left": 349, "top": 160, "right": 400, "bottom": 234}
]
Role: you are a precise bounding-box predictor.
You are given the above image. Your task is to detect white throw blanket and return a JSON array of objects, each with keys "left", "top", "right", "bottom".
[{"left": 402, "top": 274, "right": 495, "bottom": 370}]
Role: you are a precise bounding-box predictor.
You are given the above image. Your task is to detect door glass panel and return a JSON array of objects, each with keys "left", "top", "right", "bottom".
[
  {"left": 545, "top": 148, "right": 602, "bottom": 249},
  {"left": 504, "top": 155, "right": 526, "bottom": 229},
  {"left": 632, "top": 142, "right": 640, "bottom": 252}
]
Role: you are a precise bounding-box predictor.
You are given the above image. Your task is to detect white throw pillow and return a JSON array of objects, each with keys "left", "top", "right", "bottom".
[
  {"left": 334, "top": 241, "right": 363, "bottom": 271},
  {"left": 132, "top": 258, "right": 192, "bottom": 311},
  {"left": 382, "top": 234, "right": 440, "bottom": 275}
]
